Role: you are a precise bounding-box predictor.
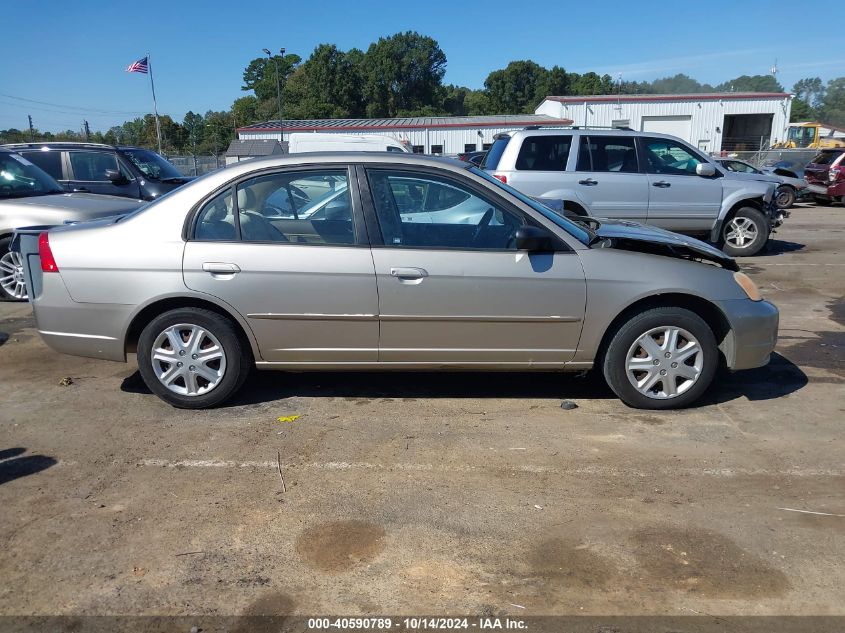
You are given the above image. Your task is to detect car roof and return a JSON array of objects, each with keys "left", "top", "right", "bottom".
[
  {"left": 498, "top": 127, "right": 690, "bottom": 143},
  {"left": 234, "top": 151, "right": 468, "bottom": 170}
]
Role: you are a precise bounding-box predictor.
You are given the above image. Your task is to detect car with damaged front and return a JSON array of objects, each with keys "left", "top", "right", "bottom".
[
  {"left": 14, "top": 153, "right": 778, "bottom": 410},
  {"left": 0, "top": 147, "right": 142, "bottom": 301}
]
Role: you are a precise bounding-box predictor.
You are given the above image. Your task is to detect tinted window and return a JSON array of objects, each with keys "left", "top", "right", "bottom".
[
  {"left": 481, "top": 136, "right": 510, "bottom": 170},
  {"left": 810, "top": 151, "right": 842, "bottom": 166},
  {"left": 122, "top": 148, "right": 183, "bottom": 179},
  {"left": 237, "top": 170, "right": 353, "bottom": 245},
  {"left": 367, "top": 170, "right": 524, "bottom": 250},
  {"left": 515, "top": 135, "right": 571, "bottom": 171},
  {"left": 0, "top": 152, "right": 63, "bottom": 199},
  {"left": 69, "top": 151, "right": 118, "bottom": 181},
  {"left": 195, "top": 189, "right": 235, "bottom": 241},
  {"left": 642, "top": 139, "right": 704, "bottom": 175},
  {"left": 576, "top": 136, "right": 638, "bottom": 172},
  {"left": 20, "top": 150, "right": 63, "bottom": 180}
]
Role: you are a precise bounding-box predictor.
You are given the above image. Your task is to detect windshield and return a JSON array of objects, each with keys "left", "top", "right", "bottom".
[
  {"left": 787, "top": 126, "right": 815, "bottom": 148},
  {"left": 469, "top": 167, "right": 594, "bottom": 245},
  {"left": 810, "top": 151, "right": 842, "bottom": 166},
  {"left": 122, "top": 148, "right": 184, "bottom": 180},
  {"left": 0, "top": 152, "right": 64, "bottom": 199}
]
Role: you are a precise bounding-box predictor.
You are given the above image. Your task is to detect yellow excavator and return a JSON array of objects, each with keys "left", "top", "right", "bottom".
[{"left": 772, "top": 122, "right": 845, "bottom": 149}]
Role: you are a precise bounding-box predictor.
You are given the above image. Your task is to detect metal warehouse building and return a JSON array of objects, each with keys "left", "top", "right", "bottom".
[
  {"left": 237, "top": 114, "right": 574, "bottom": 155},
  {"left": 535, "top": 92, "right": 793, "bottom": 153}
]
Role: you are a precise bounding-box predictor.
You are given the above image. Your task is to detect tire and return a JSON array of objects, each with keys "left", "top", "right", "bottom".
[
  {"left": 0, "top": 236, "right": 28, "bottom": 302},
  {"left": 814, "top": 196, "right": 832, "bottom": 206},
  {"left": 774, "top": 186, "right": 795, "bottom": 209},
  {"left": 137, "top": 308, "right": 251, "bottom": 409},
  {"left": 720, "top": 207, "right": 769, "bottom": 257},
  {"left": 602, "top": 307, "right": 718, "bottom": 410}
]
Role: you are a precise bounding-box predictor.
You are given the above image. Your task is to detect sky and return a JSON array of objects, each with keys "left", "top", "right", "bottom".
[{"left": 2, "top": 0, "right": 844, "bottom": 133}]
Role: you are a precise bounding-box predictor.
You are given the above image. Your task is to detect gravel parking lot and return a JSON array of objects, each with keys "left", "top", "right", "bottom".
[{"left": 1, "top": 204, "right": 843, "bottom": 618}]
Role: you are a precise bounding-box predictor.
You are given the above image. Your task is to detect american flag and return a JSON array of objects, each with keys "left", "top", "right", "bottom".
[{"left": 126, "top": 56, "right": 149, "bottom": 74}]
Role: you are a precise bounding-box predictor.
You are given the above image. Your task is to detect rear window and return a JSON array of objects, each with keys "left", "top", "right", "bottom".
[
  {"left": 514, "top": 135, "right": 571, "bottom": 171},
  {"left": 810, "top": 151, "right": 843, "bottom": 166},
  {"left": 20, "top": 150, "right": 63, "bottom": 180},
  {"left": 481, "top": 136, "right": 510, "bottom": 170}
]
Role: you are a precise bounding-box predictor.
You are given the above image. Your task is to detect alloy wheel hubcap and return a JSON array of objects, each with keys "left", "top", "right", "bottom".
[
  {"left": 0, "top": 250, "right": 28, "bottom": 300},
  {"left": 151, "top": 324, "right": 226, "bottom": 396},
  {"left": 625, "top": 326, "right": 703, "bottom": 399},
  {"left": 725, "top": 217, "right": 758, "bottom": 248}
]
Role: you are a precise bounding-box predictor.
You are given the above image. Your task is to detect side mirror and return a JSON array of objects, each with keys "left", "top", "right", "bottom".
[
  {"left": 696, "top": 163, "right": 716, "bottom": 177},
  {"left": 104, "top": 169, "right": 126, "bottom": 183},
  {"left": 514, "top": 226, "right": 556, "bottom": 252}
]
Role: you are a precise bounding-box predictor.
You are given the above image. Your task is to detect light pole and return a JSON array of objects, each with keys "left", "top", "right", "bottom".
[{"left": 262, "top": 47, "right": 285, "bottom": 142}]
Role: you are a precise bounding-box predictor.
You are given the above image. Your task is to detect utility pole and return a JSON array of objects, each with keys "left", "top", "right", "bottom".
[
  {"left": 262, "top": 47, "right": 285, "bottom": 142},
  {"left": 28, "top": 115, "right": 35, "bottom": 141},
  {"left": 83, "top": 120, "right": 91, "bottom": 141}
]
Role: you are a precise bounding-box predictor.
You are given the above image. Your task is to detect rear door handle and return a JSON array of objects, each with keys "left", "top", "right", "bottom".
[
  {"left": 202, "top": 262, "right": 241, "bottom": 274},
  {"left": 390, "top": 267, "right": 428, "bottom": 280},
  {"left": 652, "top": 181, "right": 671, "bottom": 188},
  {"left": 578, "top": 178, "right": 598, "bottom": 186}
]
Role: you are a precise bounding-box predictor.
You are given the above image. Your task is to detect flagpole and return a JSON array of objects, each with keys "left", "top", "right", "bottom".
[{"left": 147, "top": 52, "right": 163, "bottom": 155}]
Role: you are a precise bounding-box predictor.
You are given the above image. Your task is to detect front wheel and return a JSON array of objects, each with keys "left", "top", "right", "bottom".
[
  {"left": 721, "top": 207, "right": 769, "bottom": 257},
  {"left": 0, "top": 236, "right": 28, "bottom": 302},
  {"left": 137, "top": 308, "right": 251, "bottom": 408},
  {"left": 774, "top": 186, "right": 795, "bottom": 209},
  {"left": 602, "top": 307, "right": 718, "bottom": 409}
]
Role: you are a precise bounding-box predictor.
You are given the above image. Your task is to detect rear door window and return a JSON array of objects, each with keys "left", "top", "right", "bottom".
[
  {"left": 576, "top": 136, "right": 638, "bottom": 172},
  {"left": 514, "top": 135, "right": 571, "bottom": 171},
  {"left": 69, "top": 151, "right": 119, "bottom": 181}
]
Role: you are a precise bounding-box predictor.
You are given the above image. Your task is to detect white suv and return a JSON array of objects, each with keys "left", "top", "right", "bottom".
[{"left": 483, "top": 127, "right": 784, "bottom": 256}]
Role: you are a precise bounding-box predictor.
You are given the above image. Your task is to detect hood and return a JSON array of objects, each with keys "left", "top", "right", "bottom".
[
  {"left": 3, "top": 192, "right": 143, "bottom": 214},
  {"left": 721, "top": 170, "right": 781, "bottom": 185},
  {"left": 592, "top": 219, "right": 739, "bottom": 271}
]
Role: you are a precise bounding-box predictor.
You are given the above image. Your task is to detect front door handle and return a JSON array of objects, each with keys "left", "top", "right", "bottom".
[
  {"left": 390, "top": 267, "right": 428, "bottom": 280},
  {"left": 578, "top": 178, "right": 598, "bottom": 186},
  {"left": 72, "top": 187, "right": 89, "bottom": 192},
  {"left": 202, "top": 262, "right": 241, "bottom": 274},
  {"left": 652, "top": 181, "right": 671, "bottom": 188}
]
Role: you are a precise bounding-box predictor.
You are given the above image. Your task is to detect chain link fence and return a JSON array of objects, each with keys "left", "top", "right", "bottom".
[{"left": 166, "top": 155, "right": 223, "bottom": 177}]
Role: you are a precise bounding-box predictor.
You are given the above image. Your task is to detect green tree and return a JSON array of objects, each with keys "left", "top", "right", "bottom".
[
  {"left": 241, "top": 52, "right": 302, "bottom": 120},
  {"left": 793, "top": 77, "right": 826, "bottom": 108},
  {"left": 284, "top": 44, "right": 364, "bottom": 119},
  {"left": 183, "top": 111, "right": 205, "bottom": 156},
  {"left": 715, "top": 74, "right": 783, "bottom": 93},
  {"left": 232, "top": 96, "right": 259, "bottom": 127},
  {"left": 362, "top": 31, "right": 447, "bottom": 117},
  {"left": 568, "top": 72, "right": 615, "bottom": 96},
  {"left": 819, "top": 77, "right": 845, "bottom": 127},
  {"left": 484, "top": 60, "right": 550, "bottom": 113}
]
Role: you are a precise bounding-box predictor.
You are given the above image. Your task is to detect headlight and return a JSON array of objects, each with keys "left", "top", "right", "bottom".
[{"left": 733, "top": 272, "right": 762, "bottom": 301}]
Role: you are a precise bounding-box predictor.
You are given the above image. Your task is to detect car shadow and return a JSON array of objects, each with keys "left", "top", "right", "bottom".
[
  {"left": 757, "top": 239, "right": 805, "bottom": 257},
  {"left": 120, "top": 368, "right": 616, "bottom": 404},
  {"left": 703, "top": 352, "right": 808, "bottom": 404},
  {"left": 120, "top": 353, "right": 806, "bottom": 408},
  {"left": 0, "top": 448, "right": 57, "bottom": 486}
]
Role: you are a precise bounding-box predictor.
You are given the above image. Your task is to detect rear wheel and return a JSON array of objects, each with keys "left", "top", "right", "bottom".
[
  {"left": 602, "top": 307, "right": 718, "bottom": 410},
  {"left": 721, "top": 207, "right": 769, "bottom": 257},
  {"left": 0, "top": 237, "right": 28, "bottom": 302},
  {"left": 137, "top": 308, "right": 251, "bottom": 408},
  {"left": 774, "top": 186, "right": 795, "bottom": 209}
]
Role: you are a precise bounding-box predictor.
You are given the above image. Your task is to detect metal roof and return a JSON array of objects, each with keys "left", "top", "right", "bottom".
[
  {"left": 237, "top": 114, "right": 573, "bottom": 133},
  {"left": 544, "top": 92, "right": 791, "bottom": 104},
  {"left": 225, "top": 139, "right": 285, "bottom": 157}
]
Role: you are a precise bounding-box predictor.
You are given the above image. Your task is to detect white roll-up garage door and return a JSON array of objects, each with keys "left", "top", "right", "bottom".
[{"left": 641, "top": 115, "right": 693, "bottom": 142}]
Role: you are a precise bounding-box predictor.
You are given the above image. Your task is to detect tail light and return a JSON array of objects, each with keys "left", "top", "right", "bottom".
[
  {"left": 38, "top": 232, "right": 59, "bottom": 273},
  {"left": 493, "top": 174, "right": 508, "bottom": 184},
  {"left": 830, "top": 167, "right": 841, "bottom": 182}
]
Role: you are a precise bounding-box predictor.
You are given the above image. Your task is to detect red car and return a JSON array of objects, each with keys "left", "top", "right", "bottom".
[{"left": 804, "top": 149, "right": 845, "bottom": 205}]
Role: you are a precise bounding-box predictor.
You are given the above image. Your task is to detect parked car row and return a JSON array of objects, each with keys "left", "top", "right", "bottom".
[{"left": 481, "top": 127, "right": 786, "bottom": 257}]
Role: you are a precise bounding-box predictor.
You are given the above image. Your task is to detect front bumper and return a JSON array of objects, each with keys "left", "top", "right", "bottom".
[{"left": 715, "top": 299, "right": 779, "bottom": 370}]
